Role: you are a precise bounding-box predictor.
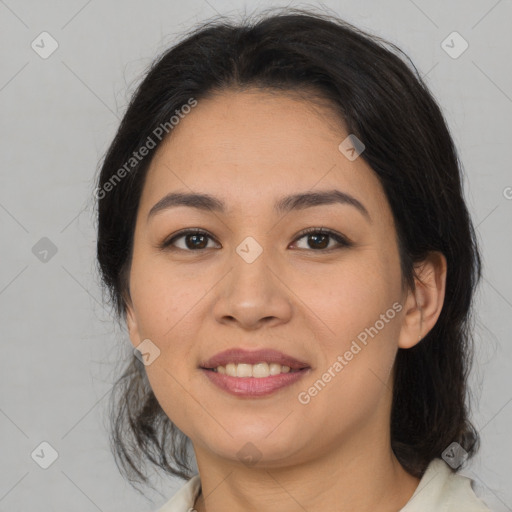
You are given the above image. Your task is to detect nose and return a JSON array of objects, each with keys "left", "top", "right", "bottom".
[{"left": 212, "top": 242, "right": 293, "bottom": 330}]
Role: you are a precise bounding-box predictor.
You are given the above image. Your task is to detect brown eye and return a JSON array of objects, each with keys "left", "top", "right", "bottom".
[
  {"left": 292, "top": 228, "right": 352, "bottom": 251},
  {"left": 161, "top": 229, "right": 219, "bottom": 251}
]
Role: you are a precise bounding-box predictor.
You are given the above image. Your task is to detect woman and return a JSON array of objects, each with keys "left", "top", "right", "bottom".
[{"left": 96, "top": 8, "right": 491, "bottom": 511}]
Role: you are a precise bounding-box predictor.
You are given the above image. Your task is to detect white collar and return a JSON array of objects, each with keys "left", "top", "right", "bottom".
[{"left": 156, "top": 458, "right": 491, "bottom": 511}]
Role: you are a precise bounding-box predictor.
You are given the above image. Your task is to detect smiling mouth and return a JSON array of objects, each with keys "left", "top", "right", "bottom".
[{"left": 199, "top": 347, "right": 311, "bottom": 396}]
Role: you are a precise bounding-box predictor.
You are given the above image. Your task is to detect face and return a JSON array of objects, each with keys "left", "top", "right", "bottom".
[{"left": 125, "top": 89, "right": 419, "bottom": 469}]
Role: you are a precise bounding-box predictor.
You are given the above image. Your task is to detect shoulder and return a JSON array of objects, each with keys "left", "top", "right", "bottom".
[
  {"left": 400, "top": 458, "right": 492, "bottom": 512},
  {"left": 154, "top": 474, "right": 201, "bottom": 512}
]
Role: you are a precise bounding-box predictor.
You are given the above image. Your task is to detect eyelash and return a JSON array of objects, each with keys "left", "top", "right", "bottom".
[{"left": 159, "top": 227, "right": 353, "bottom": 252}]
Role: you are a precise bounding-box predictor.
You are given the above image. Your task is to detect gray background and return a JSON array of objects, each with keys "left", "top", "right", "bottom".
[{"left": 0, "top": 0, "right": 511, "bottom": 511}]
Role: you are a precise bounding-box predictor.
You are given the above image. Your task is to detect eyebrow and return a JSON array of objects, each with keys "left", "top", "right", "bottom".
[{"left": 147, "top": 189, "right": 371, "bottom": 223}]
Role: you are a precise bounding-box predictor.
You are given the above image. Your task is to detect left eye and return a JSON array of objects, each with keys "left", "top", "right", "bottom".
[{"left": 291, "top": 227, "right": 351, "bottom": 251}]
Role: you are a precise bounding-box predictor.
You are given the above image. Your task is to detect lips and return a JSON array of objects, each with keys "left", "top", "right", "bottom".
[{"left": 200, "top": 347, "right": 310, "bottom": 371}]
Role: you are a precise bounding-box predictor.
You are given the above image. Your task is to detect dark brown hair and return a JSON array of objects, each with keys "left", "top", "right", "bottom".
[{"left": 95, "top": 6, "right": 482, "bottom": 489}]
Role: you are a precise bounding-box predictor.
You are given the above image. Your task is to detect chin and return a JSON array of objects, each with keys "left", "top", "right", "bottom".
[{"left": 199, "top": 427, "right": 310, "bottom": 467}]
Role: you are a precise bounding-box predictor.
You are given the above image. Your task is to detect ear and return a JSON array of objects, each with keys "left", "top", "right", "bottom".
[
  {"left": 398, "top": 251, "right": 447, "bottom": 349},
  {"left": 125, "top": 299, "right": 142, "bottom": 349}
]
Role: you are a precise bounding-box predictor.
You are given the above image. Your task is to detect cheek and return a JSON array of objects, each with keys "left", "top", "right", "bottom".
[
  {"left": 298, "top": 248, "right": 402, "bottom": 346},
  {"left": 129, "top": 256, "right": 210, "bottom": 342},
  {"left": 131, "top": 262, "right": 207, "bottom": 432},
  {"left": 297, "top": 248, "right": 402, "bottom": 405}
]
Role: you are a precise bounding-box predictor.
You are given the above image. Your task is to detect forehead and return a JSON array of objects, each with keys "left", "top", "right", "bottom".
[{"left": 140, "top": 89, "right": 390, "bottom": 219}]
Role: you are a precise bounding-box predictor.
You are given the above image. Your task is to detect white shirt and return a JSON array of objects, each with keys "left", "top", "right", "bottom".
[{"left": 155, "top": 458, "right": 491, "bottom": 511}]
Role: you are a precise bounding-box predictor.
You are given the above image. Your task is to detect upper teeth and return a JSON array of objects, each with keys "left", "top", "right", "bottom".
[{"left": 215, "top": 362, "right": 294, "bottom": 377}]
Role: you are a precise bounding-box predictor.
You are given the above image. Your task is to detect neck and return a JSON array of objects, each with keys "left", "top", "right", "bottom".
[{"left": 192, "top": 427, "right": 420, "bottom": 512}]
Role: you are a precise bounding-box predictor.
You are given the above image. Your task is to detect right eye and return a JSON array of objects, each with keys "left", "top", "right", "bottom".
[{"left": 160, "top": 229, "right": 221, "bottom": 251}]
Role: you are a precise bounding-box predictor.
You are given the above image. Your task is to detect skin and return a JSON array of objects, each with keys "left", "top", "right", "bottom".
[{"left": 125, "top": 88, "right": 447, "bottom": 512}]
